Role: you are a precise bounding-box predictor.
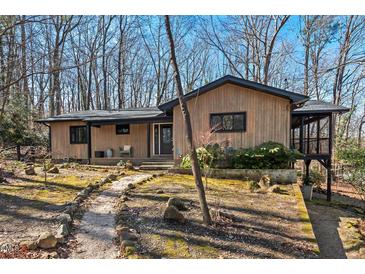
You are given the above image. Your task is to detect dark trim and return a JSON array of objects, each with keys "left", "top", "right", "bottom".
[
  {"left": 147, "top": 123, "right": 151, "bottom": 158},
  {"left": 89, "top": 116, "right": 173, "bottom": 126},
  {"left": 87, "top": 123, "right": 92, "bottom": 163},
  {"left": 293, "top": 109, "right": 350, "bottom": 114},
  {"left": 49, "top": 126, "right": 52, "bottom": 152},
  {"left": 299, "top": 116, "right": 304, "bottom": 153},
  {"left": 116, "top": 124, "right": 130, "bottom": 135},
  {"left": 69, "top": 125, "right": 88, "bottom": 144},
  {"left": 210, "top": 112, "right": 247, "bottom": 133}
]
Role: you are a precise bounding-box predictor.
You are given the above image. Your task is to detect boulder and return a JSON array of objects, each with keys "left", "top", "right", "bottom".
[
  {"left": 120, "top": 196, "right": 130, "bottom": 202},
  {"left": 19, "top": 240, "right": 38, "bottom": 250},
  {"left": 127, "top": 183, "right": 135, "bottom": 189},
  {"left": 37, "top": 233, "right": 57, "bottom": 249},
  {"left": 57, "top": 224, "right": 70, "bottom": 237},
  {"left": 56, "top": 213, "right": 72, "bottom": 225},
  {"left": 101, "top": 177, "right": 112, "bottom": 185},
  {"left": 156, "top": 189, "right": 164, "bottom": 194},
  {"left": 120, "top": 231, "right": 138, "bottom": 242},
  {"left": 125, "top": 160, "right": 134, "bottom": 170},
  {"left": 267, "top": 184, "right": 281, "bottom": 193},
  {"left": 47, "top": 166, "right": 59, "bottom": 174},
  {"left": 107, "top": 174, "right": 118, "bottom": 181},
  {"left": 116, "top": 225, "right": 130, "bottom": 235},
  {"left": 167, "top": 197, "right": 187, "bottom": 211},
  {"left": 25, "top": 166, "right": 36, "bottom": 175},
  {"left": 258, "top": 175, "right": 271, "bottom": 189},
  {"left": 64, "top": 204, "right": 78, "bottom": 216},
  {"left": 163, "top": 205, "right": 185, "bottom": 223}
]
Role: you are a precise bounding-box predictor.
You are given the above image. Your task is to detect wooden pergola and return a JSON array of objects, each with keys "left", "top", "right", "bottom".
[{"left": 291, "top": 100, "right": 349, "bottom": 201}]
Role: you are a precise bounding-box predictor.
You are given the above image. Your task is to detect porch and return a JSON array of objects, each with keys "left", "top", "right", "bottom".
[
  {"left": 291, "top": 100, "right": 349, "bottom": 201},
  {"left": 86, "top": 116, "right": 174, "bottom": 166}
]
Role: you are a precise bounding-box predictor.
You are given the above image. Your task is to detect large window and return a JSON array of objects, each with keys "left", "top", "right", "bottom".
[
  {"left": 210, "top": 112, "right": 247, "bottom": 132},
  {"left": 116, "top": 124, "right": 130, "bottom": 135},
  {"left": 70, "top": 126, "right": 87, "bottom": 144}
]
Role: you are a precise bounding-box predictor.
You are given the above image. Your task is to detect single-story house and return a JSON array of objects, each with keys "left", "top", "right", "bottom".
[{"left": 38, "top": 75, "right": 349, "bottom": 173}]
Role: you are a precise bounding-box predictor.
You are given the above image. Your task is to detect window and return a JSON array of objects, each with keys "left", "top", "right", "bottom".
[
  {"left": 70, "top": 126, "right": 87, "bottom": 144},
  {"left": 116, "top": 124, "right": 130, "bottom": 135},
  {"left": 210, "top": 112, "right": 246, "bottom": 132}
]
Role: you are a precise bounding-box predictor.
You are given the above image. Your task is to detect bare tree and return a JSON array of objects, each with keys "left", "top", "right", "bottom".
[{"left": 164, "top": 15, "right": 212, "bottom": 225}]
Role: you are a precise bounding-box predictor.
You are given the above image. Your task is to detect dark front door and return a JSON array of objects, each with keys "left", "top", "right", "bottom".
[{"left": 159, "top": 124, "right": 173, "bottom": 154}]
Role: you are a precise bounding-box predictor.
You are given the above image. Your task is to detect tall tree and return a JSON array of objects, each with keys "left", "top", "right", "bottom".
[{"left": 164, "top": 15, "right": 212, "bottom": 225}]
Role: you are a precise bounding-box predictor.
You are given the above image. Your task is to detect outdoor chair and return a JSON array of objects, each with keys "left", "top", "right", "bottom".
[{"left": 119, "top": 145, "right": 132, "bottom": 157}]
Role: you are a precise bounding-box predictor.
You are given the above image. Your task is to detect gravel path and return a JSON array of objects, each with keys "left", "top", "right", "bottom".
[{"left": 70, "top": 173, "right": 152, "bottom": 259}]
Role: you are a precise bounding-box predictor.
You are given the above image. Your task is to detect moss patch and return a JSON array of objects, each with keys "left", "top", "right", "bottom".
[
  {"left": 119, "top": 173, "right": 318, "bottom": 259},
  {"left": 292, "top": 183, "right": 319, "bottom": 254},
  {"left": 0, "top": 174, "right": 103, "bottom": 205}
]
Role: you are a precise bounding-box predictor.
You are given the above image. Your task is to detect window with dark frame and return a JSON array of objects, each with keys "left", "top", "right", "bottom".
[
  {"left": 116, "top": 124, "right": 130, "bottom": 135},
  {"left": 70, "top": 126, "right": 87, "bottom": 144},
  {"left": 210, "top": 112, "right": 247, "bottom": 132}
]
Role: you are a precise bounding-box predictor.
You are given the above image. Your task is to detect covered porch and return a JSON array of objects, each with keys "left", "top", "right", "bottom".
[
  {"left": 87, "top": 121, "right": 173, "bottom": 165},
  {"left": 82, "top": 110, "right": 174, "bottom": 165},
  {"left": 291, "top": 100, "right": 349, "bottom": 201}
]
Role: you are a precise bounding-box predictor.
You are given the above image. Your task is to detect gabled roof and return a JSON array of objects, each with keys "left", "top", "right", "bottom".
[
  {"left": 293, "top": 100, "right": 350, "bottom": 114},
  {"left": 158, "top": 75, "right": 309, "bottom": 111},
  {"left": 37, "top": 108, "right": 168, "bottom": 123}
]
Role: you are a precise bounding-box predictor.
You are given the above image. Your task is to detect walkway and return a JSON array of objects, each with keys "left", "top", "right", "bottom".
[{"left": 70, "top": 173, "right": 152, "bottom": 259}]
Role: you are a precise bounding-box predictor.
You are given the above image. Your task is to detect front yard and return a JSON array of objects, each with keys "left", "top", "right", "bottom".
[
  {"left": 118, "top": 174, "right": 318, "bottom": 258},
  {"left": 0, "top": 161, "right": 119, "bottom": 257}
]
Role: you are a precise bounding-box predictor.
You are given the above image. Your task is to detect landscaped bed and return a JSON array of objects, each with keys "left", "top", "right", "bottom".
[
  {"left": 0, "top": 160, "right": 126, "bottom": 258},
  {"left": 117, "top": 174, "right": 319, "bottom": 258}
]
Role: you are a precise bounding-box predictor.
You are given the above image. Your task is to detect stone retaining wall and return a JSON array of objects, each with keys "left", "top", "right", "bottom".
[{"left": 169, "top": 168, "right": 297, "bottom": 183}]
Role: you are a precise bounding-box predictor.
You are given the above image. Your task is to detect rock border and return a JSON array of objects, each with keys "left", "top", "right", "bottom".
[
  {"left": 17, "top": 172, "right": 124, "bottom": 253},
  {"left": 115, "top": 172, "right": 164, "bottom": 258}
]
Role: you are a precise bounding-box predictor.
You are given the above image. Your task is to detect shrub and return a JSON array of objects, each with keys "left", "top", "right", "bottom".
[
  {"left": 303, "top": 170, "right": 325, "bottom": 187},
  {"left": 248, "top": 181, "right": 260, "bottom": 192},
  {"left": 180, "top": 142, "right": 300, "bottom": 170},
  {"left": 230, "top": 142, "right": 301, "bottom": 169},
  {"left": 180, "top": 147, "right": 213, "bottom": 169},
  {"left": 337, "top": 142, "right": 365, "bottom": 199}
]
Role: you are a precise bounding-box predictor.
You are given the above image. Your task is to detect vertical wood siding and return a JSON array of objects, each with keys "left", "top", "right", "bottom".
[
  {"left": 50, "top": 122, "right": 152, "bottom": 159},
  {"left": 91, "top": 123, "right": 149, "bottom": 158},
  {"left": 50, "top": 121, "right": 88, "bottom": 159},
  {"left": 173, "top": 84, "right": 291, "bottom": 159}
]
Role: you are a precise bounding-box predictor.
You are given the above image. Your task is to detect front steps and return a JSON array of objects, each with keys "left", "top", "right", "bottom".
[{"left": 139, "top": 161, "right": 175, "bottom": 170}]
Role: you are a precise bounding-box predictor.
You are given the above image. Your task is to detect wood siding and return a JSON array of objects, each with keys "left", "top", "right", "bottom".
[
  {"left": 173, "top": 83, "right": 291, "bottom": 159},
  {"left": 50, "top": 121, "right": 153, "bottom": 160},
  {"left": 91, "top": 123, "right": 150, "bottom": 158},
  {"left": 50, "top": 121, "right": 88, "bottom": 159}
]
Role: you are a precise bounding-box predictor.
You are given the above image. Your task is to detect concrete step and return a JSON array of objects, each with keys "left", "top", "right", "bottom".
[
  {"left": 139, "top": 164, "right": 173, "bottom": 170},
  {"left": 141, "top": 161, "right": 175, "bottom": 165}
]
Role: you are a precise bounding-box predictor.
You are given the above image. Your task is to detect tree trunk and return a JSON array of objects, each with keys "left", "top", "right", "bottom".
[{"left": 164, "top": 15, "right": 212, "bottom": 225}]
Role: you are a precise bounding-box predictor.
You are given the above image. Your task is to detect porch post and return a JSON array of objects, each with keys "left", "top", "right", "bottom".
[
  {"left": 147, "top": 123, "right": 151, "bottom": 158},
  {"left": 87, "top": 122, "right": 92, "bottom": 164},
  {"left": 327, "top": 113, "right": 333, "bottom": 201},
  {"left": 299, "top": 116, "right": 304, "bottom": 153}
]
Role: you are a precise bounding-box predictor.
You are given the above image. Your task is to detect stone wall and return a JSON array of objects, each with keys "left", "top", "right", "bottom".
[{"left": 169, "top": 168, "right": 297, "bottom": 183}]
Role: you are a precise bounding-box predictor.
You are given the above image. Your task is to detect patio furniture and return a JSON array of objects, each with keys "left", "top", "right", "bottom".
[{"left": 119, "top": 145, "right": 132, "bottom": 157}]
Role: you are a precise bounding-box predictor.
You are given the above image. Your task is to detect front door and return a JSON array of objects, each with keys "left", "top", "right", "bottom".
[{"left": 159, "top": 124, "right": 173, "bottom": 154}]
